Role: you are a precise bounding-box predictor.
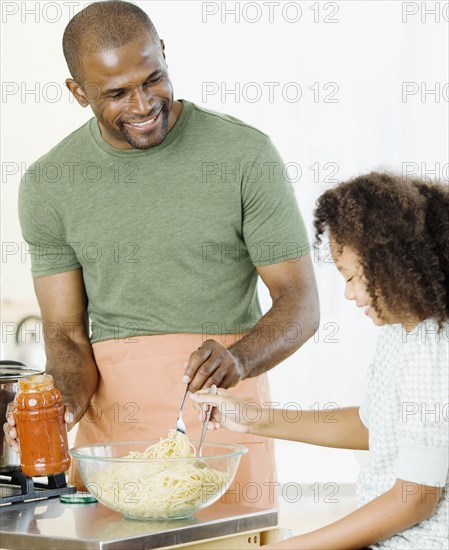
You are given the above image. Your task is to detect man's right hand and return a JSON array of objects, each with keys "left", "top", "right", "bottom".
[
  {"left": 34, "top": 269, "right": 99, "bottom": 431},
  {"left": 4, "top": 402, "right": 19, "bottom": 453},
  {"left": 3, "top": 401, "right": 76, "bottom": 453}
]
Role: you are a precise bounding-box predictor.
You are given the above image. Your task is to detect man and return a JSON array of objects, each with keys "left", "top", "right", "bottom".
[{"left": 5, "top": 1, "right": 319, "bottom": 508}]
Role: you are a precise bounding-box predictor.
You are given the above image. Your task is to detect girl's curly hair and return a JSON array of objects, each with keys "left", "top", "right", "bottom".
[{"left": 314, "top": 172, "right": 449, "bottom": 327}]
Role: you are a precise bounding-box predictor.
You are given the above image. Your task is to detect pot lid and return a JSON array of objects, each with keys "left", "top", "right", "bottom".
[{"left": 0, "top": 362, "right": 41, "bottom": 381}]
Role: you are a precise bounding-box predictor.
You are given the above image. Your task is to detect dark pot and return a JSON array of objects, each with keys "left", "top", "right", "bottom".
[{"left": 0, "top": 361, "right": 41, "bottom": 472}]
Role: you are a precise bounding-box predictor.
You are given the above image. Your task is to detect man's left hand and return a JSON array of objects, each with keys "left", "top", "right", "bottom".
[{"left": 182, "top": 340, "right": 245, "bottom": 392}]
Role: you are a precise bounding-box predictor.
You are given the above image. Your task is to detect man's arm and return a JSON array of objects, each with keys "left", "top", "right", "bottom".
[
  {"left": 33, "top": 269, "right": 99, "bottom": 428},
  {"left": 230, "top": 253, "right": 319, "bottom": 380},
  {"left": 184, "top": 254, "right": 319, "bottom": 391},
  {"left": 5, "top": 269, "right": 98, "bottom": 450}
]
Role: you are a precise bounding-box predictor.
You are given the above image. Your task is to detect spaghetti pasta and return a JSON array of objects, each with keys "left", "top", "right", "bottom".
[{"left": 90, "top": 430, "right": 230, "bottom": 519}]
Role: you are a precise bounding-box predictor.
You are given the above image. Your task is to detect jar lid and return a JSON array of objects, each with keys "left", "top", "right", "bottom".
[
  {"left": 18, "top": 373, "right": 53, "bottom": 393},
  {"left": 0, "top": 364, "right": 41, "bottom": 382},
  {"left": 60, "top": 492, "right": 98, "bottom": 504}
]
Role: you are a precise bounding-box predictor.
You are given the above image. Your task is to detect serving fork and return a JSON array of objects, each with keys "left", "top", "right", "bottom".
[
  {"left": 195, "top": 384, "right": 218, "bottom": 469},
  {"left": 175, "top": 384, "right": 189, "bottom": 435}
]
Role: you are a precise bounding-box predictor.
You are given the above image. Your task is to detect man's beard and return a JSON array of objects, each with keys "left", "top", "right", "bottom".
[{"left": 117, "top": 102, "right": 170, "bottom": 150}]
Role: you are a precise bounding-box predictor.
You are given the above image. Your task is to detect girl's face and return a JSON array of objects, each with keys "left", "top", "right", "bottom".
[{"left": 332, "top": 243, "right": 387, "bottom": 326}]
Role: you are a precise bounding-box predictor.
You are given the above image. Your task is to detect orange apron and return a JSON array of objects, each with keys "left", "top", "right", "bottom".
[{"left": 70, "top": 334, "right": 278, "bottom": 509}]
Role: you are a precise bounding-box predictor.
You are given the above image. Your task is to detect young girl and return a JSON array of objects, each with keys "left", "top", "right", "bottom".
[{"left": 191, "top": 172, "right": 449, "bottom": 549}]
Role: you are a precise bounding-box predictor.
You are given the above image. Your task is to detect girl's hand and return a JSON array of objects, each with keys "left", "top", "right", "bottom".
[{"left": 189, "top": 388, "right": 258, "bottom": 433}]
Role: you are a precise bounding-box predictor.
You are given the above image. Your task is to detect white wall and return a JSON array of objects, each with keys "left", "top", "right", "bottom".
[{"left": 1, "top": 1, "right": 448, "bottom": 484}]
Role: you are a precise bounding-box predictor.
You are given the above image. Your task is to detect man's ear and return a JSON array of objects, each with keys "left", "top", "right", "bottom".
[
  {"left": 65, "top": 78, "right": 90, "bottom": 108},
  {"left": 160, "top": 39, "right": 166, "bottom": 61}
]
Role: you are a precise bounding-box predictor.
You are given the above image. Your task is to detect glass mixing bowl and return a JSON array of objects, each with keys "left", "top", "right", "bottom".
[{"left": 70, "top": 440, "right": 247, "bottom": 520}]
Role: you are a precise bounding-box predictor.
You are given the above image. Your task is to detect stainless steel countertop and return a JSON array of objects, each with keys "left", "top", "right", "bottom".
[{"left": 0, "top": 498, "right": 278, "bottom": 549}]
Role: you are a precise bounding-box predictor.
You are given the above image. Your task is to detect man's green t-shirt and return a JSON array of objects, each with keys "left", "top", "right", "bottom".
[{"left": 19, "top": 100, "right": 310, "bottom": 343}]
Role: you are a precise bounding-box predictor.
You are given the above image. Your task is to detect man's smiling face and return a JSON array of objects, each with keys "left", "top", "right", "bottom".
[{"left": 71, "top": 33, "right": 178, "bottom": 150}]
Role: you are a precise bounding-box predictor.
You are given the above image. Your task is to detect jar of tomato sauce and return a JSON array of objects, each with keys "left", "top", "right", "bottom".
[{"left": 13, "top": 373, "right": 70, "bottom": 476}]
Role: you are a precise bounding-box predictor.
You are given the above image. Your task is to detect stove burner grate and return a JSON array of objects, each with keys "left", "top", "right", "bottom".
[{"left": 0, "top": 470, "right": 75, "bottom": 505}]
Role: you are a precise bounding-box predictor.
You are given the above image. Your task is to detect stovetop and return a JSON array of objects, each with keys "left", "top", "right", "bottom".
[
  {"left": 0, "top": 470, "right": 75, "bottom": 505},
  {"left": 0, "top": 497, "right": 278, "bottom": 549}
]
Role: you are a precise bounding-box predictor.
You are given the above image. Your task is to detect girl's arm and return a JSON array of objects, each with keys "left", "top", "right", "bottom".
[
  {"left": 248, "top": 406, "right": 368, "bottom": 450},
  {"left": 190, "top": 389, "right": 369, "bottom": 450},
  {"left": 263, "top": 479, "right": 442, "bottom": 549},
  {"left": 190, "top": 391, "right": 443, "bottom": 548}
]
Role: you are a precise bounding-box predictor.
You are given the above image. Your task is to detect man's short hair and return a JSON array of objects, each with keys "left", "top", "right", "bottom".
[{"left": 63, "top": 1, "right": 160, "bottom": 84}]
